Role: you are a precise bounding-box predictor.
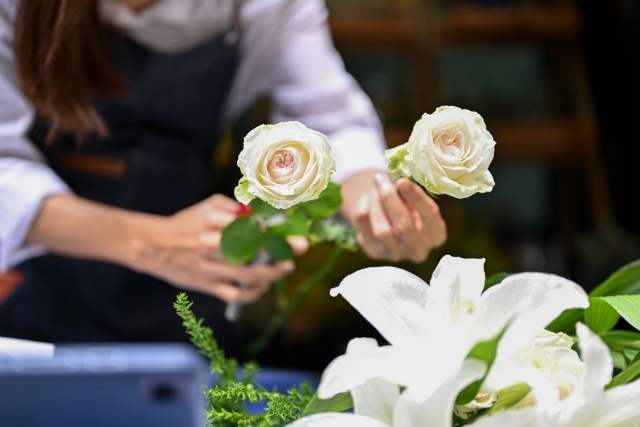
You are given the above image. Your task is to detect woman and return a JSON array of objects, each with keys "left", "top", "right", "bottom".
[{"left": 0, "top": 0, "right": 446, "bottom": 346}]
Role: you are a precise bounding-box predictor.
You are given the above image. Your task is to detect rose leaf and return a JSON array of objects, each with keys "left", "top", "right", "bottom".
[{"left": 221, "top": 216, "right": 265, "bottom": 263}]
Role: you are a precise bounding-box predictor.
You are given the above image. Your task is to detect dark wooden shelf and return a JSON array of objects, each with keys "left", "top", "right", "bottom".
[
  {"left": 385, "top": 120, "right": 596, "bottom": 162},
  {"left": 329, "top": 18, "right": 415, "bottom": 49},
  {"left": 440, "top": 4, "right": 582, "bottom": 44}
]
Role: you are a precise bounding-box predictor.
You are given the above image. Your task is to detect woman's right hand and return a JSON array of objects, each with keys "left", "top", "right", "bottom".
[{"left": 129, "top": 194, "right": 308, "bottom": 304}]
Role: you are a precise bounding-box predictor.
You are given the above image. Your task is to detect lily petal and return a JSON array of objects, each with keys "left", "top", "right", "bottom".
[
  {"left": 352, "top": 378, "right": 400, "bottom": 425},
  {"left": 393, "top": 359, "right": 486, "bottom": 427},
  {"left": 318, "top": 338, "right": 411, "bottom": 399},
  {"left": 429, "top": 255, "right": 486, "bottom": 315},
  {"left": 330, "top": 267, "right": 448, "bottom": 344},
  {"left": 473, "top": 273, "right": 589, "bottom": 358},
  {"left": 575, "top": 322, "right": 613, "bottom": 400},
  {"left": 287, "top": 413, "right": 391, "bottom": 427}
]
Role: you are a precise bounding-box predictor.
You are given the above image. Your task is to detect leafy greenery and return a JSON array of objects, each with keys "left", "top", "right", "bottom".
[
  {"left": 174, "top": 293, "right": 318, "bottom": 427},
  {"left": 456, "top": 329, "right": 505, "bottom": 405},
  {"left": 485, "top": 383, "right": 531, "bottom": 415},
  {"left": 584, "top": 297, "right": 620, "bottom": 335},
  {"left": 599, "top": 295, "right": 640, "bottom": 331},
  {"left": 221, "top": 216, "right": 265, "bottom": 264},
  {"left": 483, "top": 272, "right": 510, "bottom": 291},
  {"left": 301, "top": 392, "right": 354, "bottom": 417}
]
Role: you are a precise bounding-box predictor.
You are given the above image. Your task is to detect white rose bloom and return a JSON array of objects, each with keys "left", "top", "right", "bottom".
[
  {"left": 234, "top": 121, "right": 336, "bottom": 209},
  {"left": 386, "top": 106, "right": 495, "bottom": 198}
]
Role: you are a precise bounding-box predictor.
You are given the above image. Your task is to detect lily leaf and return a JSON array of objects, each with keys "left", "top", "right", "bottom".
[
  {"left": 601, "top": 330, "right": 640, "bottom": 352},
  {"left": 301, "top": 392, "right": 353, "bottom": 417},
  {"left": 484, "top": 272, "right": 510, "bottom": 291},
  {"left": 599, "top": 295, "right": 640, "bottom": 331},
  {"left": 456, "top": 329, "right": 505, "bottom": 405},
  {"left": 585, "top": 297, "right": 620, "bottom": 335},
  {"left": 485, "top": 383, "right": 532, "bottom": 415},
  {"left": 221, "top": 216, "right": 265, "bottom": 263},
  {"left": 546, "top": 309, "right": 584, "bottom": 335},
  {"left": 607, "top": 351, "right": 640, "bottom": 389},
  {"left": 591, "top": 260, "right": 640, "bottom": 297}
]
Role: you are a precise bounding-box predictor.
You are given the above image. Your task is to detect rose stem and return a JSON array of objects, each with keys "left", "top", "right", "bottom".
[{"left": 248, "top": 246, "right": 343, "bottom": 355}]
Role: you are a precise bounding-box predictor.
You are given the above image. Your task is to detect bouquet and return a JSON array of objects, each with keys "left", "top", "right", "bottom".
[{"left": 220, "top": 107, "right": 497, "bottom": 348}]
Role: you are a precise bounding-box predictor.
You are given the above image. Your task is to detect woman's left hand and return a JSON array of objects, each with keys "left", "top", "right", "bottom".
[{"left": 341, "top": 171, "right": 447, "bottom": 263}]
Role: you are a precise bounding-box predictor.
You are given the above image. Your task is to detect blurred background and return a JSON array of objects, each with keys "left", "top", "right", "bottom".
[{"left": 2, "top": 0, "right": 640, "bottom": 372}]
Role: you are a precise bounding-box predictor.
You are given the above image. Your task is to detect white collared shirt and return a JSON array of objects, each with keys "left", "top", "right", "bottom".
[{"left": 0, "top": 0, "right": 387, "bottom": 271}]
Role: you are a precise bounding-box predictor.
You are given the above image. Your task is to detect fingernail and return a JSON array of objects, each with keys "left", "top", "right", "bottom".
[
  {"left": 374, "top": 173, "right": 395, "bottom": 194},
  {"left": 398, "top": 180, "right": 412, "bottom": 195},
  {"left": 234, "top": 204, "right": 252, "bottom": 216}
]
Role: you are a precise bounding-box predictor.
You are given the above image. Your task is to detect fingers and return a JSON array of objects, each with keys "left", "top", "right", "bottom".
[
  {"left": 374, "top": 173, "right": 426, "bottom": 262},
  {"left": 353, "top": 193, "right": 386, "bottom": 260},
  {"left": 396, "top": 178, "right": 447, "bottom": 248},
  {"left": 208, "top": 194, "right": 241, "bottom": 212},
  {"left": 354, "top": 174, "right": 448, "bottom": 264},
  {"left": 288, "top": 236, "right": 309, "bottom": 256},
  {"left": 204, "top": 281, "right": 271, "bottom": 304},
  {"left": 213, "top": 260, "right": 295, "bottom": 285}
]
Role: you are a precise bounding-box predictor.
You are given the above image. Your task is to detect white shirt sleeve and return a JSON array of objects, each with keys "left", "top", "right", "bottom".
[
  {"left": 227, "top": 0, "right": 388, "bottom": 183},
  {"left": 0, "top": 1, "right": 70, "bottom": 272}
]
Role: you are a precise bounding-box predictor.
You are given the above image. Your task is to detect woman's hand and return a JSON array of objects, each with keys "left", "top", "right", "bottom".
[
  {"left": 129, "top": 194, "right": 308, "bottom": 304},
  {"left": 28, "top": 193, "right": 307, "bottom": 304},
  {"left": 340, "top": 171, "right": 447, "bottom": 263}
]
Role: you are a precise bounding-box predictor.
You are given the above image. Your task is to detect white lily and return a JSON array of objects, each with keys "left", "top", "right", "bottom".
[
  {"left": 318, "top": 256, "right": 589, "bottom": 407},
  {"left": 470, "top": 323, "right": 640, "bottom": 427},
  {"left": 289, "top": 338, "right": 487, "bottom": 427}
]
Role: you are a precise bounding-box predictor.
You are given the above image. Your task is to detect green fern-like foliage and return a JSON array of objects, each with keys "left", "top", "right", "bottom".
[{"left": 174, "top": 293, "right": 314, "bottom": 427}]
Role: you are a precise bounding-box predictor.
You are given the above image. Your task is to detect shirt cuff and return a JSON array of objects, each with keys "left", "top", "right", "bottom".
[
  {"left": 0, "top": 159, "right": 70, "bottom": 271},
  {"left": 329, "top": 126, "right": 388, "bottom": 183}
]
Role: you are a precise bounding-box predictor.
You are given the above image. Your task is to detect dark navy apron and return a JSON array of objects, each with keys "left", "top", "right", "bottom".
[{"left": 0, "top": 25, "right": 240, "bottom": 349}]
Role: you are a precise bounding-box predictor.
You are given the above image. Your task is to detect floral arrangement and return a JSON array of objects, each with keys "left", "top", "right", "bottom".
[
  {"left": 175, "top": 255, "right": 640, "bottom": 427},
  {"left": 176, "top": 107, "right": 638, "bottom": 426}
]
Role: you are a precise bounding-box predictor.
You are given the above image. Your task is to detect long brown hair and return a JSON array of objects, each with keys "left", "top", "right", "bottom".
[{"left": 14, "top": 0, "right": 126, "bottom": 142}]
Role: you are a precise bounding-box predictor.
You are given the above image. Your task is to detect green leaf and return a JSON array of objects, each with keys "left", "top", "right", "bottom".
[
  {"left": 250, "top": 198, "right": 280, "bottom": 219},
  {"left": 591, "top": 260, "right": 640, "bottom": 297},
  {"left": 484, "top": 272, "right": 510, "bottom": 291},
  {"left": 601, "top": 330, "right": 640, "bottom": 352},
  {"left": 599, "top": 295, "right": 640, "bottom": 331},
  {"left": 456, "top": 329, "right": 505, "bottom": 405},
  {"left": 264, "top": 231, "right": 293, "bottom": 261},
  {"left": 301, "top": 392, "right": 353, "bottom": 417},
  {"left": 546, "top": 308, "right": 584, "bottom": 335},
  {"left": 608, "top": 354, "right": 640, "bottom": 389},
  {"left": 300, "top": 182, "right": 342, "bottom": 219},
  {"left": 286, "top": 208, "right": 310, "bottom": 235},
  {"left": 309, "top": 219, "right": 357, "bottom": 250},
  {"left": 221, "top": 216, "right": 265, "bottom": 263},
  {"left": 485, "top": 383, "right": 532, "bottom": 415},
  {"left": 585, "top": 297, "right": 620, "bottom": 335}
]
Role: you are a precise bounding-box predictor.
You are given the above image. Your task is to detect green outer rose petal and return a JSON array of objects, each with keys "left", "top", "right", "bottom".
[
  {"left": 234, "top": 176, "right": 254, "bottom": 205},
  {"left": 385, "top": 143, "right": 412, "bottom": 179}
]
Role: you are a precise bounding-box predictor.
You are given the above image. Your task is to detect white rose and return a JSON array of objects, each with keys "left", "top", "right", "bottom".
[
  {"left": 234, "top": 121, "right": 336, "bottom": 209},
  {"left": 386, "top": 106, "right": 496, "bottom": 198}
]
